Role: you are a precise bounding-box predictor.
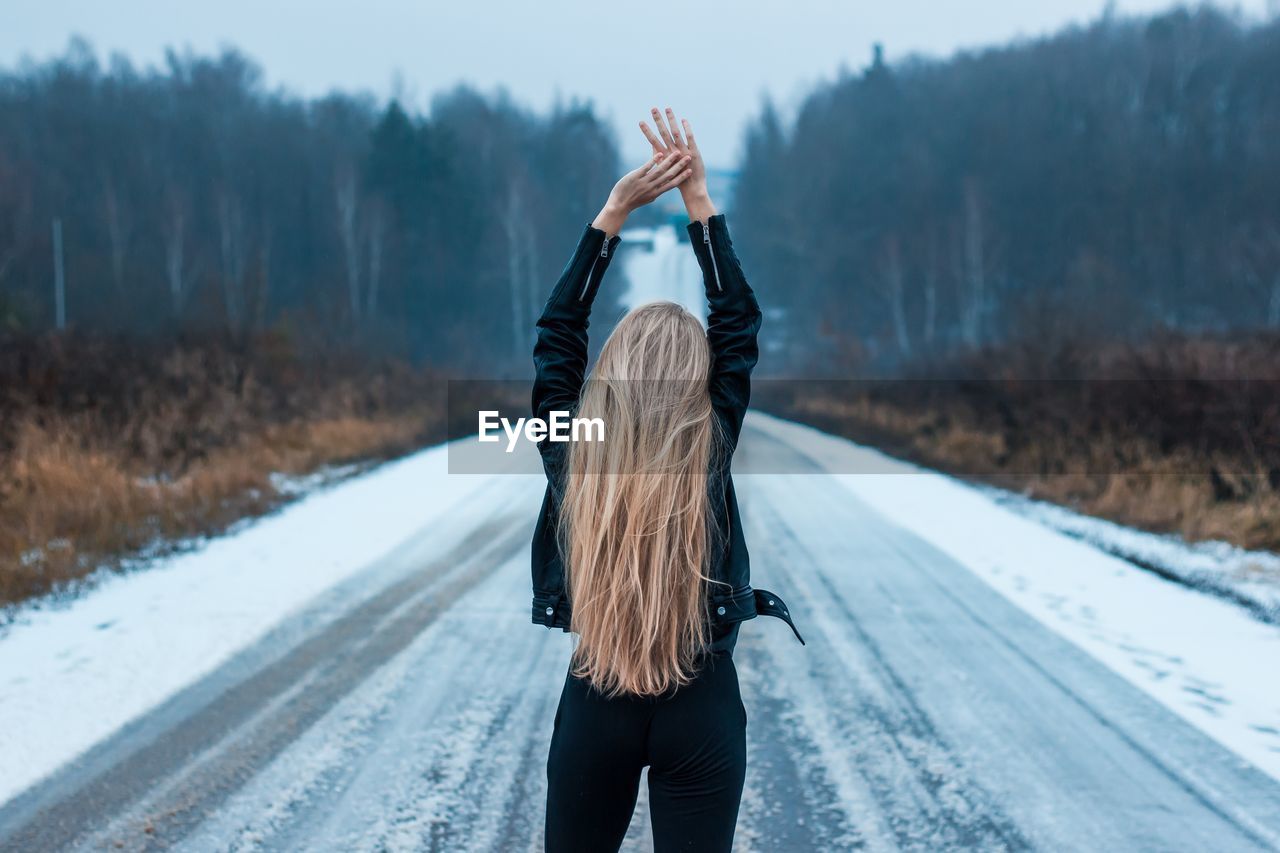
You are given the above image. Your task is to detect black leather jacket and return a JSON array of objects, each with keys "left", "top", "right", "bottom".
[{"left": 529, "top": 213, "right": 804, "bottom": 654}]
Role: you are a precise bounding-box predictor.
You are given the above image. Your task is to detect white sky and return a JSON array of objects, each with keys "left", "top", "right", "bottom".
[{"left": 2, "top": 1, "right": 1272, "bottom": 169}]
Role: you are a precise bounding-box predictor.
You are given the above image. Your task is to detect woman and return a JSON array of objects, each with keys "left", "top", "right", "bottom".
[{"left": 531, "top": 107, "right": 804, "bottom": 853}]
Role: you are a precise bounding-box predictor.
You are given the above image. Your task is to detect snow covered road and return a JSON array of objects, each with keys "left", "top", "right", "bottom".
[{"left": 2, "top": 416, "right": 1280, "bottom": 851}]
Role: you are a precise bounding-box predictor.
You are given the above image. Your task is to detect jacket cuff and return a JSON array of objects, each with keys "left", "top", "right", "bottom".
[
  {"left": 532, "top": 590, "right": 572, "bottom": 631},
  {"left": 708, "top": 585, "right": 805, "bottom": 645},
  {"left": 543, "top": 223, "right": 622, "bottom": 317},
  {"left": 709, "top": 585, "right": 758, "bottom": 625}
]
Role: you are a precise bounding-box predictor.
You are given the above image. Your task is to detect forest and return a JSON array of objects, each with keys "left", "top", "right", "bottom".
[
  {"left": 0, "top": 39, "right": 620, "bottom": 370},
  {"left": 4, "top": 9, "right": 1279, "bottom": 374},
  {"left": 733, "top": 6, "right": 1280, "bottom": 371}
]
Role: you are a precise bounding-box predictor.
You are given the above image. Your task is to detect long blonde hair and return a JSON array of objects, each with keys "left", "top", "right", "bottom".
[{"left": 560, "top": 301, "right": 719, "bottom": 697}]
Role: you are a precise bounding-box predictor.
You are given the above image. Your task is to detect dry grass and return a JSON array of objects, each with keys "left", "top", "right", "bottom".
[
  {"left": 0, "top": 412, "right": 438, "bottom": 607},
  {"left": 759, "top": 332, "right": 1280, "bottom": 552},
  {"left": 0, "top": 332, "right": 455, "bottom": 609}
]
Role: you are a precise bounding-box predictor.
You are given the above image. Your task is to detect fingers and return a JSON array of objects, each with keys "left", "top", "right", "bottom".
[
  {"left": 638, "top": 120, "right": 667, "bottom": 153},
  {"left": 650, "top": 107, "right": 677, "bottom": 149},
  {"left": 635, "top": 150, "right": 670, "bottom": 176},
  {"left": 640, "top": 151, "right": 675, "bottom": 180},
  {"left": 663, "top": 107, "right": 686, "bottom": 147},
  {"left": 655, "top": 167, "right": 693, "bottom": 195},
  {"left": 681, "top": 118, "right": 699, "bottom": 153},
  {"left": 648, "top": 151, "right": 689, "bottom": 184},
  {"left": 642, "top": 150, "right": 684, "bottom": 180}
]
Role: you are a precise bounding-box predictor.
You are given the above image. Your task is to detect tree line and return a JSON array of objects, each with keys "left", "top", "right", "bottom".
[
  {"left": 0, "top": 40, "right": 620, "bottom": 369},
  {"left": 732, "top": 6, "right": 1280, "bottom": 371}
]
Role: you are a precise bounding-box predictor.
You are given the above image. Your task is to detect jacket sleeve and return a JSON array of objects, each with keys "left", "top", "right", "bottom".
[
  {"left": 532, "top": 223, "right": 622, "bottom": 462},
  {"left": 686, "top": 213, "right": 762, "bottom": 450}
]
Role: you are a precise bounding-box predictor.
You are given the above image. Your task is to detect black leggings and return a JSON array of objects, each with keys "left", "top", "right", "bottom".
[{"left": 545, "top": 653, "right": 747, "bottom": 852}]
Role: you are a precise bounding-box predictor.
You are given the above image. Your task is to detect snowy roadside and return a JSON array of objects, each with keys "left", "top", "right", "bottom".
[
  {"left": 5, "top": 411, "right": 1280, "bottom": 814},
  {"left": 0, "top": 441, "right": 496, "bottom": 808},
  {"left": 984, "top": 490, "right": 1280, "bottom": 625},
  {"left": 750, "top": 412, "right": 1280, "bottom": 782}
]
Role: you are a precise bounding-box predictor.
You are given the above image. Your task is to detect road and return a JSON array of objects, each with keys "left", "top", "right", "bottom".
[{"left": 1, "top": 420, "right": 1279, "bottom": 852}]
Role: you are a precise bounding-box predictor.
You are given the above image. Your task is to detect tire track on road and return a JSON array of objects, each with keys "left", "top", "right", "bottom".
[
  {"left": 738, "top": 472, "right": 1032, "bottom": 851},
  {"left": 175, "top": 540, "right": 571, "bottom": 852},
  {"left": 3, "top": 505, "right": 531, "bottom": 852}
]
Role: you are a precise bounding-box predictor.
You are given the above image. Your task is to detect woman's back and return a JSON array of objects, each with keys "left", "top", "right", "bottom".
[
  {"left": 558, "top": 301, "right": 720, "bottom": 697},
  {"left": 535, "top": 108, "right": 803, "bottom": 853}
]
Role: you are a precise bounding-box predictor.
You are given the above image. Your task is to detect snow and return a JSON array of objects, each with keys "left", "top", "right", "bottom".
[
  {"left": 0, "top": 442, "right": 494, "bottom": 808},
  {"left": 986, "top": 489, "right": 1280, "bottom": 624},
  {"left": 751, "top": 413, "right": 1280, "bottom": 782}
]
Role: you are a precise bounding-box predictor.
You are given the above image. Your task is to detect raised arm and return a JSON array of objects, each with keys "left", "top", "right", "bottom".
[
  {"left": 689, "top": 213, "right": 761, "bottom": 450},
  {"left": 531, "top": 150, "right": 694, "bottom": 431},
  {"left": 531, "top": 224, "right": 616, "bottom": 426},
  {"left": 641, "top": 108, "right": 762, "bottom": 449}
]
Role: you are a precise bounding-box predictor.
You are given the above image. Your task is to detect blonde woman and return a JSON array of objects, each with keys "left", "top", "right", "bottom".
[{"left": 531, "top": 108, "right": 804, "bottom": 853}]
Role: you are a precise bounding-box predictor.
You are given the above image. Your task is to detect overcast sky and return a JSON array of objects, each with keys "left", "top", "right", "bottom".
[{"left": 3, "top": 1, "right": 1271, "bottom": 169}]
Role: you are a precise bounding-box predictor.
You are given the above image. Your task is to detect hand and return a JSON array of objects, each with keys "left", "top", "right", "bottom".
[
  {"left": 639, "top": 107, "right": 716, "bottom": 223},
  {"left": 592, "top": 151, "right": 692, "bottom": 236}
]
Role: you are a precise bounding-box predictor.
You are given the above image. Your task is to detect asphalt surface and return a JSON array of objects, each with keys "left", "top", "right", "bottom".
[{"left": 2, "top": 424, "right": 1279, "bottom": 851}]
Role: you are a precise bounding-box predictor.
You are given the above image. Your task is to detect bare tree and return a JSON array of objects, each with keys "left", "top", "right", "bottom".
[
  {"left": 364, "top": 197, "right": 386, "bottom": 320},
  {"left": 878, "top": 234, "right": 912, "bottom": 358},
  {"left": 335, "top": 163, "right": 362, "bottom": 325},
  {"left": 960, "top": 177, "right": 987, "bottom": 348},
  {"left": 252, "top": 220, "right": 273, "bottom": 333},
  {"left": 163, "top": 187, "right": 190, "bottom": 317},
  {"left": 216, "top": 189, "right": 248, "bottom": 336},
  {"left": 523, "top": 216, "right": 541, "bottom": 349},
  {"left": 501, "top": 182, "right": 531, "bottom": 361},
  {"left": 922, "top": 228, "right": 940, "bottom": 349}
]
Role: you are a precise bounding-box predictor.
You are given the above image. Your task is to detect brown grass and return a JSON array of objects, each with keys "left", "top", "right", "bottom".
[
  {"left": 0, "top": 332, "right": 457, "bottom": 609},
  {"left": 758, "top": 332, "right": 1280, "bottom": 552}
]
